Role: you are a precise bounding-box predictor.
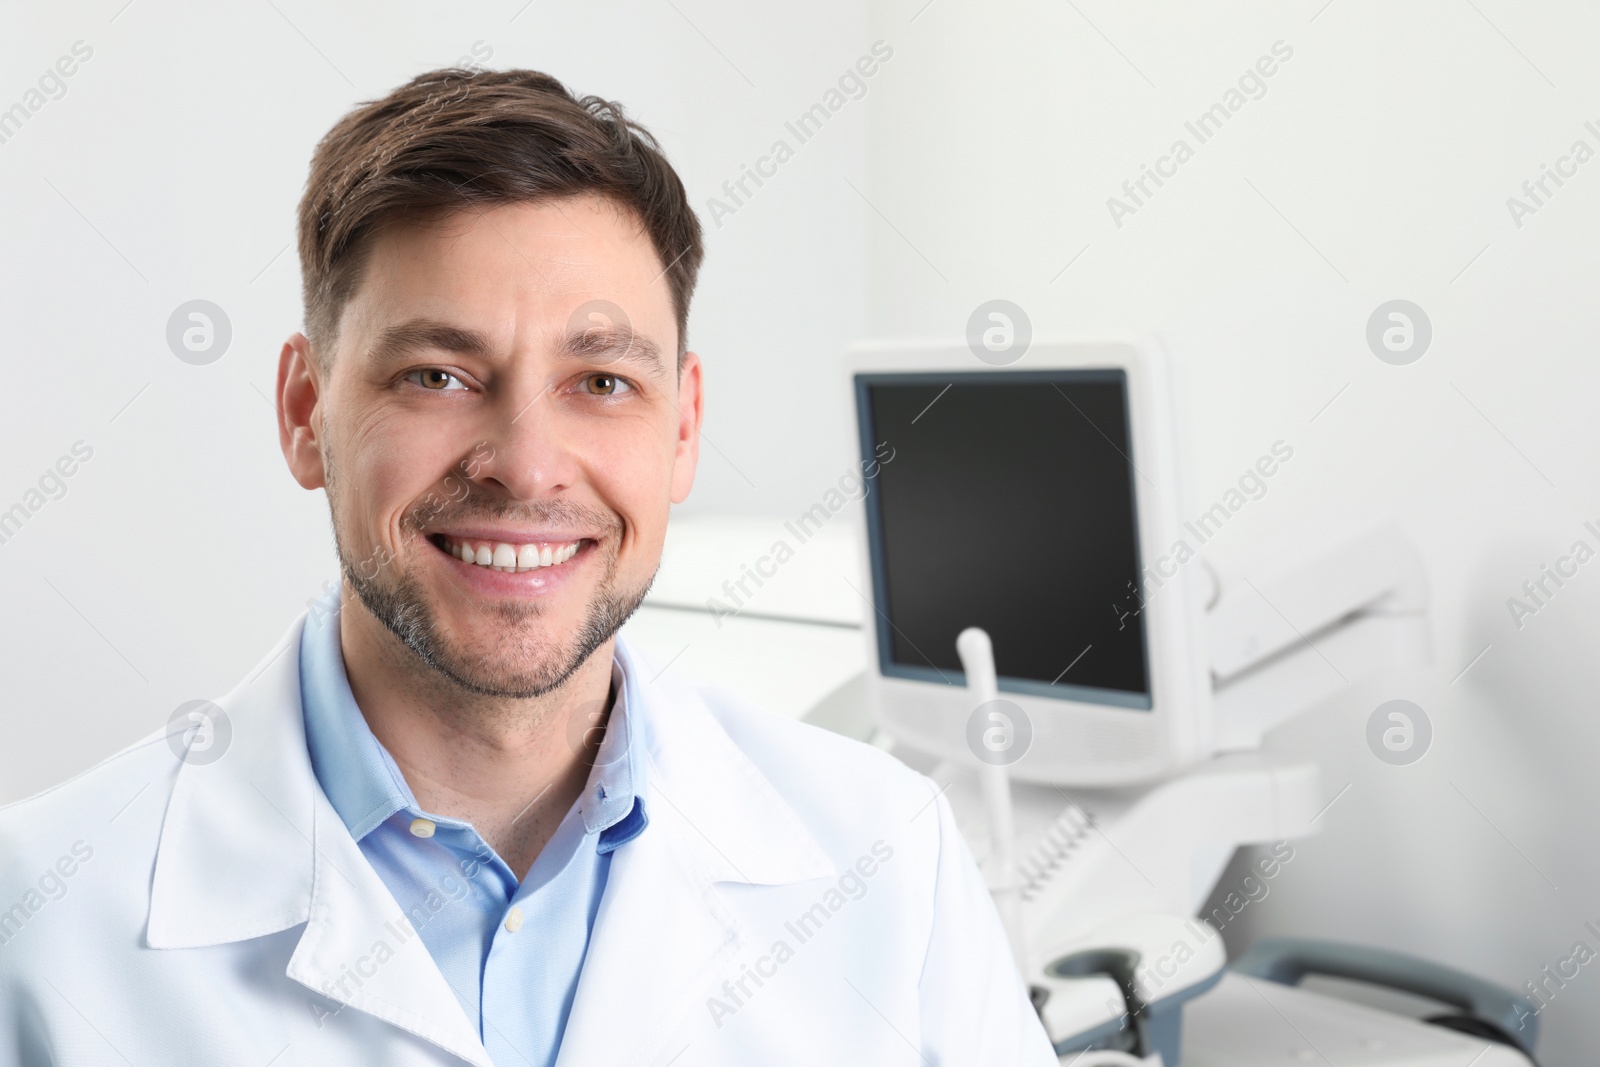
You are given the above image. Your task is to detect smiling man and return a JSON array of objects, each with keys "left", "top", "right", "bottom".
[{"left": 0, "top": 69, "right": 1056, "bottom": 1066}]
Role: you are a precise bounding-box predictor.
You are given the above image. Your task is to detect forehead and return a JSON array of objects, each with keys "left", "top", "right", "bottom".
[{"left": 342, "top": 195, "right": 675, "bottom": 350}]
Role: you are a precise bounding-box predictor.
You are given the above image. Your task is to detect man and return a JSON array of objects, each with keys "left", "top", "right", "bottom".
[{"left": 0, "top": 69, "right": 1056, "bottom": 1065}]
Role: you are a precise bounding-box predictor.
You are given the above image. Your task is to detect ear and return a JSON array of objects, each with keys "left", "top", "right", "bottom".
[
  {"left": 278, "top": 332, "right": 328, "bottom": 491},
  {"left": 669, "top": 350, "right": 703, "bottom": 504}
]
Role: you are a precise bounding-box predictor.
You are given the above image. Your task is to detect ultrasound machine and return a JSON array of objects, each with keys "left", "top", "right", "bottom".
[{"left": 843, "top": 340, "right": 1539, "bottom": 1066}]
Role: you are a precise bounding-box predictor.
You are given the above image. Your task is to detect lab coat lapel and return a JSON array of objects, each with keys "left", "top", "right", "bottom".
[
  {"left": 146, "top": 620, "right": 316, "bottom": 948},
  {"left": 285, "top": 793, "right": 494, "bottom": 1067},
  {"left": 557, "top": 782, "right": 744, "bottom": 1066},
  {"left": 555, "top": 643, "right": 839, "bottom": 1066},
  {"left": 147, "top": 614, "right": 494, "bottom": 1067}
]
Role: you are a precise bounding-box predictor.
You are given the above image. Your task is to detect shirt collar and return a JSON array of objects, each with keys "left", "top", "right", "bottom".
[{"left": 299, "top": 599, "right": 646, "bottom": 850}]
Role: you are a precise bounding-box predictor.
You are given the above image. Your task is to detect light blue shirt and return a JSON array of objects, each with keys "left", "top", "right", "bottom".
[{"left": 298, "top": 605, "right": 648, "bottom": 1066}]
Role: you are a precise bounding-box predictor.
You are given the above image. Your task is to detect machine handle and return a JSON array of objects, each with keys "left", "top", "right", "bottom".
[
  {"left": 955, "top": 627, "right": 1025, "bottom": 976},
  {"left": 1233, "top": 936, "right": 1539, "bottom": 1057}
]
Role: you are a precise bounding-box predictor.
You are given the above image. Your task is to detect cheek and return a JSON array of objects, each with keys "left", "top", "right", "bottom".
[
  {"left": 333, "top": 404, "right": 461, "bottom": 540},
  {"left": 575, "top": 413, "right": 676, "bottom": 537}
]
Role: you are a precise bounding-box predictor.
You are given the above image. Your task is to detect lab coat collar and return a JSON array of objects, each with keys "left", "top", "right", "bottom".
[
  {"left": 299, "top": 601, "right": 645, "bottom": 848},
  {"left": 146, "top": 611, "right": 838, "bottom": 1066}
]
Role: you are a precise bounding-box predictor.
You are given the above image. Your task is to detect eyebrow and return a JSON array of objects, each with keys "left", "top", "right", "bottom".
[
  {"left": 366, "top": 317, "right": 669, "bottom": 379},
  {"left": 560, "top": 324, "right": 668, "bottom": 379},
  {"left": 367, "top": 318, "right": 496, "bottom": 368}
]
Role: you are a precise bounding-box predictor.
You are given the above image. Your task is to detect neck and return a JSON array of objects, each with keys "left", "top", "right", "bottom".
[{"left": 337, "top": 593, "right": 614, "bottom": 880}]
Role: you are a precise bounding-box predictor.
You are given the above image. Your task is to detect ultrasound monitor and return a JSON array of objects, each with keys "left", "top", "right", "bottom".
[
  {"left": 846, "top": 341, "right": 1212, "bottom": 786},
  {"left": 859, "top": 369, "right": 1150, "bottom": 708}
]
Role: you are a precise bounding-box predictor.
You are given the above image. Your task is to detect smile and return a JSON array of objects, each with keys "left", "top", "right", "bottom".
[{"left": 433, "top": 534, "right": 583, "bottom": 573}]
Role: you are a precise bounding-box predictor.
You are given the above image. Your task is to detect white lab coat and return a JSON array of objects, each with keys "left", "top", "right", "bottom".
[{"left": 0, "top": 613, "right": 1057, "bottom": 1066}]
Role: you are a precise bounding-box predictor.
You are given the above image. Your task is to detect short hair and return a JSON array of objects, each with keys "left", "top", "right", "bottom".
[{"left": 295, "top": 68, "right": 703, "bottom": 364}]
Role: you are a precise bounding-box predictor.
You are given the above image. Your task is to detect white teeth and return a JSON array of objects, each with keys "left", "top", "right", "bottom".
[{"left": 445, "top": 537, "right": 582, "bottom": 573}]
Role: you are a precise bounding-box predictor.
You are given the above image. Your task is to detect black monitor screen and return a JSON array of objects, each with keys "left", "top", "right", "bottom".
[{"left": 856, "top": 369, "right": 1151, "bottom": 709}]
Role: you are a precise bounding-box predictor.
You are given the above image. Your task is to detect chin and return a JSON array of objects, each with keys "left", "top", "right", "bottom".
[{"left": 346, "top": 552, "right": 650, "bottom": 700}]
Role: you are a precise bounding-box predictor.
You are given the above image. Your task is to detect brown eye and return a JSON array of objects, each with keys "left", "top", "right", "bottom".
[
  {"left": 408, "top": 369, "right": 466, "bottom": 391},
  {"left": 585, "top": 373, "right": 631, "bottom": 396}
]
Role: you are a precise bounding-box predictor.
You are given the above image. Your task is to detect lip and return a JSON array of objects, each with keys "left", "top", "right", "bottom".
[{"left": 426, "top": 533, "right": 594, "bottom": 598}]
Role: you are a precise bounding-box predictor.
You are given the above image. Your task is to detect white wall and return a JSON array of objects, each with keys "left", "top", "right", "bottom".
[
  {"left": 0, "top": 1, "right": 868, "bottom": 801},
  {"left": 863, "top": 0, "right": 1600, "bottom": 1061}
]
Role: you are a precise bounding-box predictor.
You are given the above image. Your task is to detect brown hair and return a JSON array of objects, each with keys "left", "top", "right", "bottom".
[{"left": 296, "top": 68, "right": 703, "bottom": 363}]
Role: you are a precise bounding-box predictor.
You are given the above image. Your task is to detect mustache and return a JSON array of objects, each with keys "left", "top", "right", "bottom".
[{"left": 403, "top": 493, "right": 622, "bottom": 539}]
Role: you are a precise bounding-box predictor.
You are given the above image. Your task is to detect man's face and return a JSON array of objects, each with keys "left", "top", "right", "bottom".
[{"left": 281, "top": 195, "right": 701, "bottom": 697}]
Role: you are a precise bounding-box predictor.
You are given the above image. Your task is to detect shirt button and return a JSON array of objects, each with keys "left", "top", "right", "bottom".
[
  {"left": 504, "top": 906, "right": 524, "bottom": 933},
  {"left": 409, "top": 817, "right": 436, "bottom": 838}
]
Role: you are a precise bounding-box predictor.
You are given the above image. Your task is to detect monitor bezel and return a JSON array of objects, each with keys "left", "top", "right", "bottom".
[
  {"left": 846, "top": 339, "right": 1213, "bottom": 786},
  {"left": 854, "top": 367, "right": 1154, "bottom": 710}
]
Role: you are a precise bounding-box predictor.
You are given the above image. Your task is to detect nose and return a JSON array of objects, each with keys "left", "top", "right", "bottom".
[{"left": 469, "top": 383, "right": 582, "bottom": 502}]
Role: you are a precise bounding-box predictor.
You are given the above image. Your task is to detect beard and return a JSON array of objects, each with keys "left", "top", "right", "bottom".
[{"left": 325, "top": 457, "right": 652, "bottom": 700}]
